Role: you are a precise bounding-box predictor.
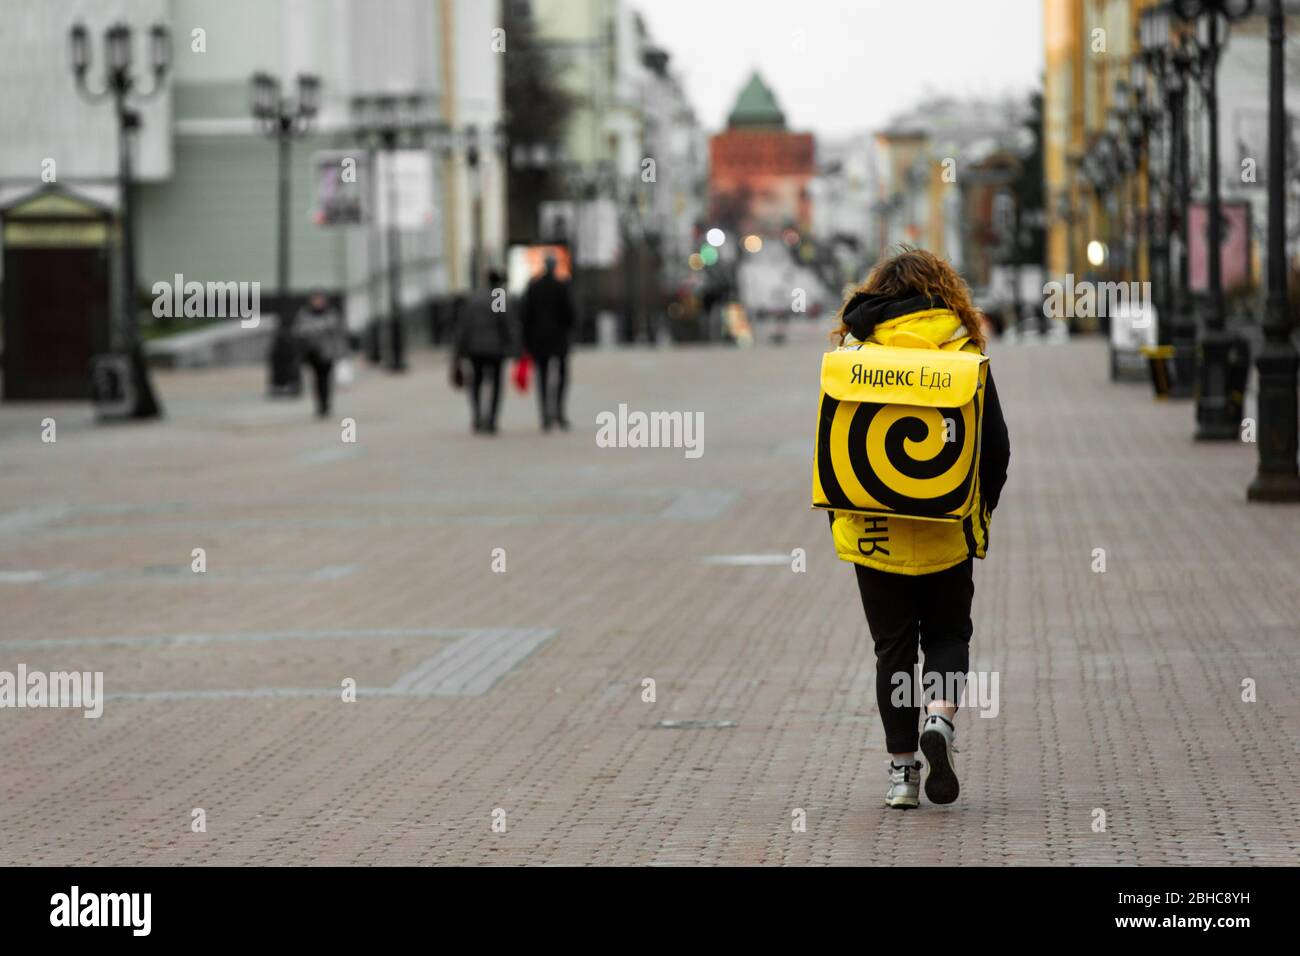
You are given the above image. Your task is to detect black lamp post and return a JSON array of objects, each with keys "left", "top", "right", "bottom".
[
  {"left": 351, "top": 93, "right": 446, "bottom": 373},
  {"left": 990, "top": 187, "right": 1020, "bottom": 326},
  {"left": 1140, "top": 8, "right": 1177, "bottom": 351},
  {"left": 1248, "top": 0, "right": 1300, "bottom": 501},
  {"left": 1175, "top": 0, "right": 1255, "bottom": 439},
  {"left": 465, "top": 124, "right": 483, "bottom": 289},
  {"left": 251, "top": 71, "right": 320, "bottom": 397},
  {"left": 69, "top": 20, "right": 170, "bottom": 420},
  {"left": 463, "top": 122, "right": 508, "bottom": 295},
  {"left": 1144, "top": 3, "right": 1200, "bottom": 394},
  {"left": 562, "top": 159, "right": 619, "bottom": 343},
  {"left": 1108, "top": 85, "right": 1141, "bottom": 283},
  {"left": 1082, "top": 132, "right": 1122, "bottom": 277},
  {"left": 1123, "top": 60, "right": 1166, "bottom": 335}
]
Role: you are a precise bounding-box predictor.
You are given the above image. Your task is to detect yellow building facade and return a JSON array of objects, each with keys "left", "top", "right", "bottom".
[{"left": 1044, "top": 0, "right": 1156, "bottom": 284}]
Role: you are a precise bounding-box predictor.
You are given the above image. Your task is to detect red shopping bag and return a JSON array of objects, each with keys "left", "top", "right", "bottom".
[{"left": 512, "top": 353, "right": 533, "bottom": 392}]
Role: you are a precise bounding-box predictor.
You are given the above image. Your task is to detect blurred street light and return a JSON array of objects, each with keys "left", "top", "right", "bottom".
[
  {"left": 1174, "top": 0, "right": 1255, "bottom": 439},
  {"left": 1081, "top": 130, "right": 1124, "bottom": 294},
  {"left": 1109, "top": 76, "right": 1153, "bottom": 287},
  {"left": 69, "top": 19, "right": 171, "bottom": 420},
  {"left": 250, "top": 70, "right": 321, "bottom": 397},
  {"left": 1143, "top": 1, "right": 1199, "bottom": 395},
  {"left": 1126, "top": 58, "right": 1171, "bottom": 348},
  {"left": 1247, "top": 0, "right": 1300, "bottom": 501},
  {"left": 351, "top": 92, "right": 448, "bottom": 372}
]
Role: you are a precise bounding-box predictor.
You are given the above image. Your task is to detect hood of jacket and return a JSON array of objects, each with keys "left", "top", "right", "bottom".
[{"left": 842, "top": 292, "right": 967, "bottom": 350}]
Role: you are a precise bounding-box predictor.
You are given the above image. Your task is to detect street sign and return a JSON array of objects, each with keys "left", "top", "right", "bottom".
[
  {"left": 312, "top": 151, "right": 367, "bottom": 227},
  {"left": 374, "top": 150, "right": 435, "bottom": 231}
]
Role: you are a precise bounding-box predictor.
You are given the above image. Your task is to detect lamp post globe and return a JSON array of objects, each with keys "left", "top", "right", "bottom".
[
  {"left": 1171, "top": 0, "right": 1254, "bottom": 438},
  {"left": 149, "top": 24, "right": 170, "bottom": 77},
  {"left": 69, "top": 24, "right": 90, "bottom": 76},
  {"left": 105, "top": 22, "right": 131, "bottom": 75}
]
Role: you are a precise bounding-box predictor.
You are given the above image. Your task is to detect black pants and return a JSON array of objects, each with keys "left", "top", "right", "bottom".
[
  {"left": 853, "top": 559, "right": 974, "bottom": 753},
  {"left": 535, "top": 352, "right": 569, "bottom": 426},
  {"left": 468, "top": 356, "right": 503, "bottom": 429},
  {"left": 304, "top": 350, "right": 333, "bottom": 417}
]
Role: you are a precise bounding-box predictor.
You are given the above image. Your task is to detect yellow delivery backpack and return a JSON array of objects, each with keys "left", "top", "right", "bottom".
[{"left": 812, "top": 342, "right": 989, "bottom": 522}]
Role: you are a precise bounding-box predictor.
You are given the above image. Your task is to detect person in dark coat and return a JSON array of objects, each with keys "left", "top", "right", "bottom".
[
  {"left": 294, "top": 291, "right": 345, "bottom": 418},
  {"left": 454, "top": 269, "right": 514, "bottom": 434},
  {"left": 520, "top": 256, "right": 575, "bottom": 431},
  {"left": 823, "top": 247, "right": 1010, "bottom": 811}
]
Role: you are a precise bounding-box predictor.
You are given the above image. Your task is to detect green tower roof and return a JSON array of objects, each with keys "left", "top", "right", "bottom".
[{"left": 727, "top": 72, "right": 786, "bottom": 129}]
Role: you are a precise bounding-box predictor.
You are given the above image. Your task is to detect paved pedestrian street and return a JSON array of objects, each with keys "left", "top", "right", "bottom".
[{"left": 1, "top": 330, "right": 1297, "bottom": 866}]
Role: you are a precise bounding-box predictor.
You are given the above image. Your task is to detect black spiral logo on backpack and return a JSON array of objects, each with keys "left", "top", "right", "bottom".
[{"left": 817, "top": 393, "right": 978, "bottom": 518}]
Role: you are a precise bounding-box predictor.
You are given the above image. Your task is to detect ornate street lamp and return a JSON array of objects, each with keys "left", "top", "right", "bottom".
[
  {"left": 1108, "top": 84, "right": 1141, "bottom": 282},
  {"left": 355, "top": 93, "right": 408, "bottom": 373},
  {"left": 1083, "top": 132, "right": 1122, "bottom": 285},
  {"left": 352, "top": 92, "right": 444, "bottom": 372},
  {"left": 1140, "top": 9, "right": 1174, "bottom": 351},
  {"left": 1247, "top": 0, "right": 1300, "bottom": 501},
  {"left": 1126, "top": 58, "right": 1164, "bottom": 313},
  {"left": 69, "top": 20, "right": 171, "bottom": 420},
  {"left": 1144, "top": 3, "right": 1200, "bottom": 394},
  {"left": 562, "top": 159, "right": 619, "bottom": 342},
  {"left": 463, "top": 124, "right": 485, "bottom": 289},
  {"left": 1174, "top": 0, "right": 1255, "bottom": 439},
  {"left": 250, "top": 70, "right": 321, "bottom": 396}
]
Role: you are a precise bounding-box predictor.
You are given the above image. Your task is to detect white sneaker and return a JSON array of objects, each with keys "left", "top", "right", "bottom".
[
  {"left": 884, "top": 760, "right": 921, "bottom": 810},
  {"left": 919, "top": 713, "right": 959, "bottom": 805}
]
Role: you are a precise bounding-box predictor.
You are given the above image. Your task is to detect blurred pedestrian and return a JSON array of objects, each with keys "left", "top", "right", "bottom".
[
  {"left": 454, "top": 269, "right": 514, "bottom": 434},
  {"left": 822, "top": 247, "right": 1010, "bottom": 810},
  {"left": 521, "top": 255, "right": 575, "bottom": 431},
  {"left": 295, "top": 291, "right": 345, "bottom": 418}
]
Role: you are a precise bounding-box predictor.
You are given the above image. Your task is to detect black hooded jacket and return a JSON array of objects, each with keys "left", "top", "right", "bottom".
[{"left": 841, "top": 293, "right": 1010, "bottom": 512}]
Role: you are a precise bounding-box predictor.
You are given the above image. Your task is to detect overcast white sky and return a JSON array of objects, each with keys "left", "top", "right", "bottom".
[{"left": 634, "top": 0, "right": 1045, "bottom": 140}]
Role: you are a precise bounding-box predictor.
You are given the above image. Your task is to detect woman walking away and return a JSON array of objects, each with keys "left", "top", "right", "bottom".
[
  {"left": 454, "top": 269, "right": 514, "bottom": 434},
  {"left": 820, "top": 247, "right": 1009, "bottom": 809},
  {"left": 295, "top": 291, "right": 346, "bottom": 418}
]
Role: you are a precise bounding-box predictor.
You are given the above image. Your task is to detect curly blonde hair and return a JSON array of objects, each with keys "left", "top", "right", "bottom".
[{"left": 833, "top": 245, "right": 986, "bottom": 351}]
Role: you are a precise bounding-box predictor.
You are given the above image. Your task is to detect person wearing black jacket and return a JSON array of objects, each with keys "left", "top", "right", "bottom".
[
  {"left": 823, "top": 247, "right": 1010, "bottom": 811},
  {"left": 520, "top": 256, "right": 575, "bottom": 431},
  {"left": 295, "top": 292, "right": 345, "bottom": 419},
  {"left": 454, "top": 270, "right": 515, "bottom": 434}
]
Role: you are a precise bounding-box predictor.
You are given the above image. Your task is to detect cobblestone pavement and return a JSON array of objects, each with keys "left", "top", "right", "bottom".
[{"left": 1, "top": 329, "right": 1297, "bottom": 865}]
